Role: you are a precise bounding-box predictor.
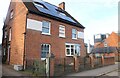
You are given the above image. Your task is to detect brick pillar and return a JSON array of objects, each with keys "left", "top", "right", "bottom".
[
  {"left": 90, "top": 56, "right": 94, "bottom": 68},
  {"left": 102, "top": 55, "right": 104, "bottom": 66},
  {"left": 50, "top": 58, "right": 55, "bottom": 76},
  {"left": 74, "top": 55, "right": 79, "bottom": 72}
]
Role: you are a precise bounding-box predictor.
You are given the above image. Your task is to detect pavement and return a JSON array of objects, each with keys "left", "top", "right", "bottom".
[{"left": 67, "top": 63, "right": 119, "bottom": 76}]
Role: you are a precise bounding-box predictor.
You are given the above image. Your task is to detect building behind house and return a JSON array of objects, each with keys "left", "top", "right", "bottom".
[{"left": 92, "top": 32, "right": 120, "bottom": 61}]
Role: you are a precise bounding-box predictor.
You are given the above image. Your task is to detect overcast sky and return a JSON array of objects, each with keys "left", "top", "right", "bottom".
[{"left": 0, "top": 0, "right": 119, "bottom": 45}]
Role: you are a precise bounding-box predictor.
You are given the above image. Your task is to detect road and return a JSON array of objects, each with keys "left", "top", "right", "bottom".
[{"left": 67, "top": 63, "right": 119, "bottom": 76}]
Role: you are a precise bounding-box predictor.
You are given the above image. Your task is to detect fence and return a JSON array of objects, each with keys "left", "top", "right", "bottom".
[
  {"left": 25, "top": 56, "right": 115, "bottom": 76},
  {"left": 26, "top": 58, "right": 46, "bottom": 76},
  {"left": 78, "top": 57, "right": 91, "bottom": 71},
  {"left": 94, "top": 57, "right": 102, "bottom": 68},
  {"left": 54, "top": 57, "right": 75, "bottom": 76},
  {"left": 54, "top": 56, "right": 115, "bottom": 76},
  {"left": 104, "top": 57, "right": 115, "bottom": 65}
]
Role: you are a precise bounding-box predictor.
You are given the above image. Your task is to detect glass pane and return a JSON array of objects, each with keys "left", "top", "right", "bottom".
[
  {"left": 67, "top": 49, "right": 70, "bottom": 55},
  {"left": 41, "top": 44, "right": 50, "bottom": 58},
  {"left": 72, "top": 34, "right": 77, "bottom": 38},
  {"left": 43, "top": 21, "right": 49, "bottom": 28},
  {"left": 72, "top": 29, "right": 76, "bottom": 34},
  {"left": 75, "top": 45, "right": 80, "bottom": 55},
  {"left": 75, "top": 49, "right": 77, "bottom": 54},
  {"left": 71, "top": 49, "right": 74, "bottom": 55},
  {"left": 71, "top": 45, "right": 74, "bottom": 48},
  {"left": 66, "top": 45, "right": 70, "bottom": 48},
  {"left": 41, "top": 52, "right": 46, "bottom": 58},
  {"left": 42, "top": 28, "right": 49, "bottom": 33}
]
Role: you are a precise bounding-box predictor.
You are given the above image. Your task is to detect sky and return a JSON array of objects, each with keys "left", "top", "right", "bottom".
[{"left": 0, "top": 0, "right": 119, "bottom": 45}]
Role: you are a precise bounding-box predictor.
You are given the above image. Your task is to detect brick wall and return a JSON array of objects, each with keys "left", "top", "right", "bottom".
[
  {"left": 3, "top": 0, "right": 85, "bottom": 65},
  {"left": 25, "top": 13, "right": 86, "bottom": 60},
  {"left": 95, "top": 32, "right": 119, "bottom": 48},
  {"left": 3, "top": 0, "right": 28, "bottom": 65}
]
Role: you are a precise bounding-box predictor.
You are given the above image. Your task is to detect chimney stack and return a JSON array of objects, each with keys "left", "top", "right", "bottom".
[{"left": 59, "top": 2, "right": 65, "bottom": 10}]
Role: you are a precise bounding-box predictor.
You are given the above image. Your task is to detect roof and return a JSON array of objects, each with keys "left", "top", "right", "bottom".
[
  {"left": 91, "top": 47, "right": 117, "bottom": 54},
  {"left": 23, "top": 0, "right": 85, "bottom": 29}
]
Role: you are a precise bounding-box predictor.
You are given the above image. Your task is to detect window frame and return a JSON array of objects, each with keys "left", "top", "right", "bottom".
[
  {"left": 59, "top": 25, "right": 65, "bottom": 38},
  {"left": 42, "top": 21, "right": 51, "bottom": 35},
  {"left": 72, "top": 29, "right": 77, "bottom": 39},
  {"left": 41, "top": 44, "right": 51, "bottom": 60},
  {"left": 65, "top": 43, "right": 80, "bottom": 56}
]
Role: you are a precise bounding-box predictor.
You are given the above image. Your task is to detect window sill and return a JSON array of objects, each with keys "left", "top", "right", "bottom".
[
  {"left": 72, "top": 38, "right": 78, "bottom": 40},
  {"left": 66, "top": 55, "right": 80, "bottom": 57},
  {"left": 41, "top": 58, "right": 46, "bottom": 60},
  {"left": 59, "top": 36, "right": 66, "bottom": 39},
  {"left": 41, "top": 33, "right": 51, "bottom": 36}
]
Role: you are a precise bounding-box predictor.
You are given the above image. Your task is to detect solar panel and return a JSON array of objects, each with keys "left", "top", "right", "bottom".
[{"left": 33, "top": 0, "right": 76, "bottom": 23}]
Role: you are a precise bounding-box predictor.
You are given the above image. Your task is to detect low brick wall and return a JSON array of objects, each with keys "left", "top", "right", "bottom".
[{"left": 104, "top": 57, "right": 115, "bottom": 65}]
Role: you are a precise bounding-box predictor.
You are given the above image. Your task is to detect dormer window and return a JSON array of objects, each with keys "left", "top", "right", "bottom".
[{"left": 10, "top": 10, "right": 13, "bottom": 19}]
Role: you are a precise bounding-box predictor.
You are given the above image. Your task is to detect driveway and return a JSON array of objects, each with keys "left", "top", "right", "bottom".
[{"left": 67, "top": 63, "right": 119, "bottom": 76}]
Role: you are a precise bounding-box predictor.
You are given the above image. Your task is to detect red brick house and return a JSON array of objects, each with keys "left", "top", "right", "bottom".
[
  {"left": 92, "top": 32, "right": 120, "bottom": 61},
  {"left": 2, "top": 0, "right": 85, "bottom": 67}
]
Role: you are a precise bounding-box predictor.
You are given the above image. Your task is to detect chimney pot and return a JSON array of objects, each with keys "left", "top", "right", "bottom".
[{"left": 59, "top": 2, "right": 65, "bottom": 10}]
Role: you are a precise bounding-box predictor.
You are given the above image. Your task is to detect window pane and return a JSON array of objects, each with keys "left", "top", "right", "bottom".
[
  {"left": 41, "top": 44, "right": 50, "bottom": 58},
  {"left": 75, "top": 45, "right": 80, "bottom": 55},
  {"left": 42, "top": 28, "right": 49, "bottom": 33},
  {"left": 42, "top": 21, "right": 50, "bottom": 34},
  {"left": 72, "top": 29, "right": 76, "bottom": 34},
  {"left": 43, "top": 21, "right": 49, "bottom": 28},
  {"left": 71, "top": 49, "right": 74, "bottom": 55},
  {"left": 67, "top": 49, "right": 70, "bottom": 55},
  {"left": 72, "top": 29, "right": 77, "bottom": 39},
  {"left": 72, "top": 34, "right": 76, "bottom": 38},
  {"left": 59, "top": 25, "right": 65, "bottom": 37},
  {"left": 66, "top": 45, "right": 70, "bottom": 48},
  {"left": 41, "top": 52, "right": 46, "bottom": 58}
]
